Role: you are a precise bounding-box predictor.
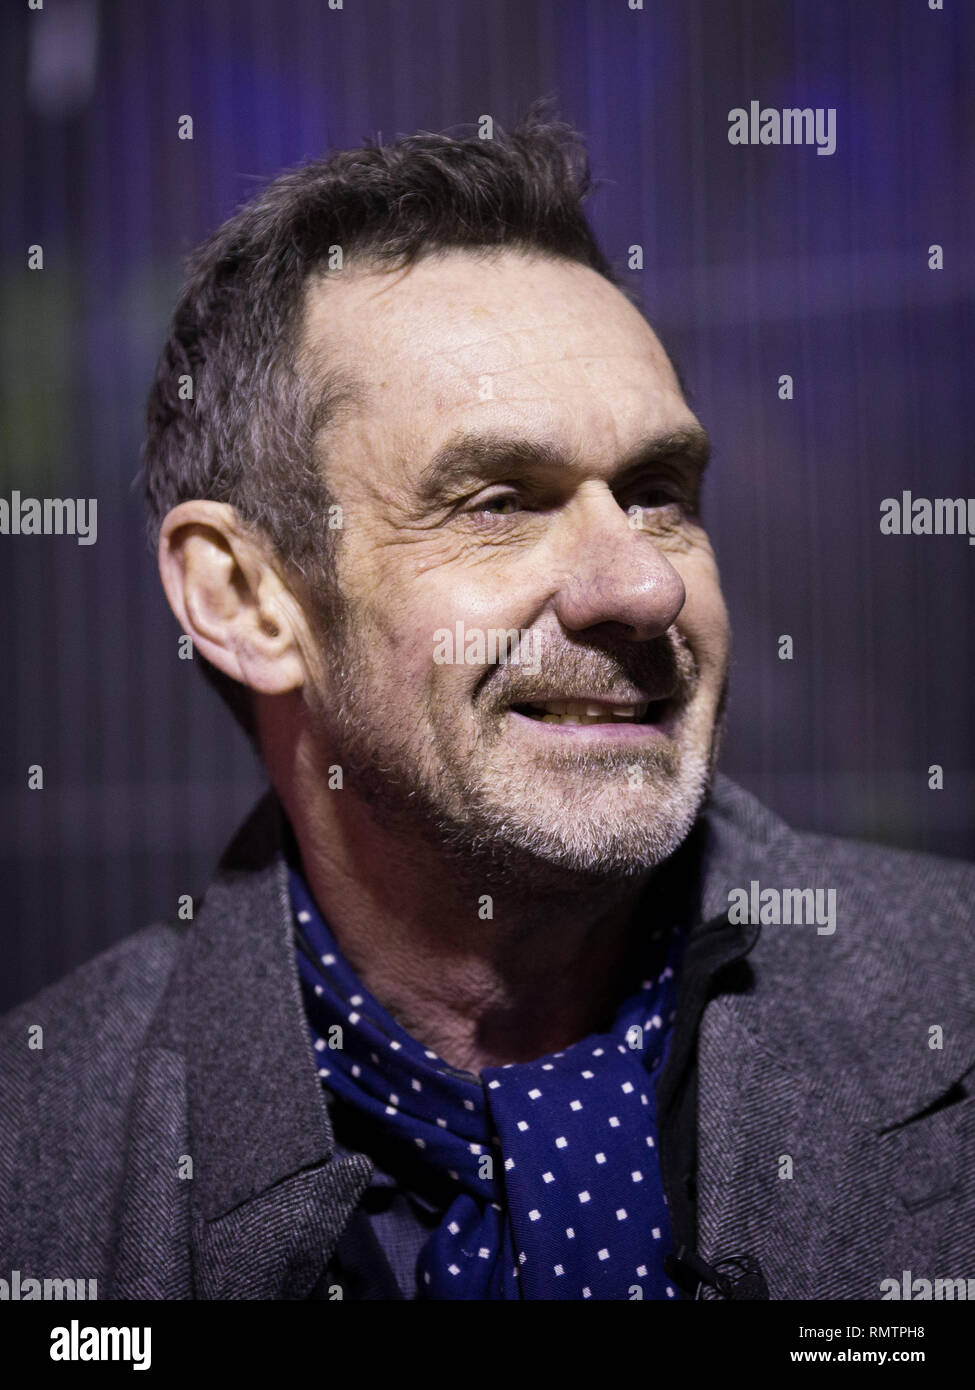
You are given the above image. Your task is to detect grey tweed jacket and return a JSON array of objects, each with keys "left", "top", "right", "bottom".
[{"left": 1, "top": 774, "right": 973, "bottom": 1300}]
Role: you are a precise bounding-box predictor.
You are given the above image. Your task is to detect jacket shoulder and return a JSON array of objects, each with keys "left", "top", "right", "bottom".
[
  {"left": 709, "top": 771, "right": 975, "bottom": 934},
  {"left": 0, "top": 921, "right": 188, "bottom": 1275},
  {"left": 704, "top": 775, "right": 975, "bottom": 1112},
  {"left": 768, "top": 820, "right": 974, "bottom": 1011},
  {"left": 0, "top": 919, "right": 188, "bottom": 1057},
  {"left": 789, "top": 823, "right": 974, "bottom": 901}
]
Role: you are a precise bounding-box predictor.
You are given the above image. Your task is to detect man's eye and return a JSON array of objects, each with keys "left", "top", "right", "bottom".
[
  {"left": 626, "top": 489, "right": 682, "bottom": 511},
  {"left": 471, "top": 493, "right": 522, "bottom": 516}
]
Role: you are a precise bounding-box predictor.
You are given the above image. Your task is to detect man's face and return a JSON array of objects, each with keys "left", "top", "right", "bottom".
[{"left": 296, "top": 248, "right": 730, "bottom": 883}]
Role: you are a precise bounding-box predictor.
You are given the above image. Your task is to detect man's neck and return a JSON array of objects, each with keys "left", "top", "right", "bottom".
[{"left": 279, "top": 784, "right": 662, "bottom": 1075}]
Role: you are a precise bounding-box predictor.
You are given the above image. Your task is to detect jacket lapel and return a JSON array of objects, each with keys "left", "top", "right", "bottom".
[
  {"left": 693, "top": 779, "right": 975, "bottom": 1298},
  {"left": 150, "top": 788, "right": 374, "bottom": 1299}
]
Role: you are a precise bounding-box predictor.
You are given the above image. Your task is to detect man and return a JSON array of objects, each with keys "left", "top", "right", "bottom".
[{"left": 2, "top": 109, "right": 972, "bottom": 1302}]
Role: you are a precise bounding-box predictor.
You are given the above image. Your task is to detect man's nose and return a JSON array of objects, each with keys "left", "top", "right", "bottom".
[{"left": 549, "top": 493, "right": 686, "bottom": 641}]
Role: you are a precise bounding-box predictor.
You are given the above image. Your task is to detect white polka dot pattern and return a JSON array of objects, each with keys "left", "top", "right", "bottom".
[{"left": 292, "top": 866, "right": 684, "bottom": 1300}]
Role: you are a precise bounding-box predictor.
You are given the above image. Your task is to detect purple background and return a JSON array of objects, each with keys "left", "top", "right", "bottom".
[{"left": 1, "top": 0, "right": 972, "bottom": 1009}]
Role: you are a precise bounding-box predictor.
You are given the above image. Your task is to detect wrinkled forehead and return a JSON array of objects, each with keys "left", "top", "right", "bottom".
[{"left": 297, "top": 248, "right": 693, "bottom": 478}]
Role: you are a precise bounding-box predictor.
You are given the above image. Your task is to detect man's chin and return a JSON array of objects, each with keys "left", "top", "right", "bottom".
[
  {"left": 421, "top": 761, "right": 715, "bottom": 889},
  {"left": 304, "top": 658, "right": 721, "bottom": 888}
]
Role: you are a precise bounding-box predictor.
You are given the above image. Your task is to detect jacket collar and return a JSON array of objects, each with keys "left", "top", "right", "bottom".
[
  {"left": 142, "top": 772, "right": 973, "bottom": 1295},
  {"left": 699, "top": 775, "right": 975, "bottom": 1128},
  {"left": 145, "top": 787, "right": 374, "bottom": 1297},
  {"left": 190, "top": 787, "right": 345, "bottom": 1218}
]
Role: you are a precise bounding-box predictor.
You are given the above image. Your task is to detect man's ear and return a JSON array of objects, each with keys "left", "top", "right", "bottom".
[{"left": 157, "top": 501, "right": 308, "bottom": 695}]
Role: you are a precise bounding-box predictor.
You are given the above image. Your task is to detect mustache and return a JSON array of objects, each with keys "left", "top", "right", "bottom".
[{"left": 488, "top": 630, "right": 698, "bottom": 708}]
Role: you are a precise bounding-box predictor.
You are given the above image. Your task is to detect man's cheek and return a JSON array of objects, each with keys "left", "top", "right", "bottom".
[{"left": 674, "top": 578, "right": 729, "bottom": 659}]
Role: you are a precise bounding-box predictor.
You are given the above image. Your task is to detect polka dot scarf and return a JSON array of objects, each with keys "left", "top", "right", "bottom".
[{"left": 291, "top": 865, "right": 685, "bottom": 1300}]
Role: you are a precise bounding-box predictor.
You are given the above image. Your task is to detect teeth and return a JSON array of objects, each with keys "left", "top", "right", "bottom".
[{"left": 527, "top": 700, "right": 649, "bottom": 724}]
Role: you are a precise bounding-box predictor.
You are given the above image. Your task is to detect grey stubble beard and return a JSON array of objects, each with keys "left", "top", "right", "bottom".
[{"left": 301, "top": 577, "right": 729, "bottom": 893}]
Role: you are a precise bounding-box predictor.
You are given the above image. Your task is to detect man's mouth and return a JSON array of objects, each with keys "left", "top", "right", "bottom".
[{"left": 509, "top": 698, "right": 671, "bottom": 726}]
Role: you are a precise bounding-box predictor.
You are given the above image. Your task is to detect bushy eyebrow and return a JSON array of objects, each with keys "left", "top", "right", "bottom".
[{"left": 414, "top": 424, "right": 711, "bottom": 505}]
